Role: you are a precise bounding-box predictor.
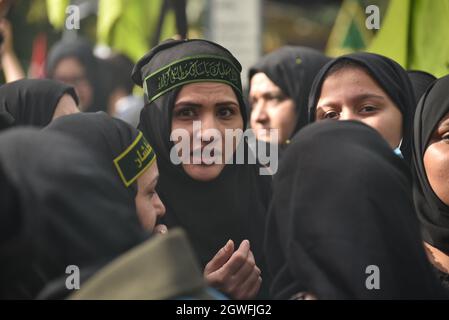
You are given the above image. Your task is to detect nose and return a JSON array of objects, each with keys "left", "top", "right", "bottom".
[
  {"left": 339, "top": 108, "right": 359, "bottom": 121},
  {"left": 154, "top": 192, "right": 166, "bottom": 219},
  {"left": 251, "top": 101, "right": 269, "bottom": 125},
  {"left": 201, "top": 113, "right": 217, "bottom": 132},
  {"left": 194, "top": 114, "right": 218, "bottom": 147}
]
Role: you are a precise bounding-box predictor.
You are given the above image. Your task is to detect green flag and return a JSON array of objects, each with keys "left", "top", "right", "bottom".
[
  {"left": 326, "top": 0, "right": 374, "bottom": 57},
  {"left": 97, "top": 0, "right": 177, "bottom": 62},
  {"left": 368, "top": 0, "right": 449, "bottom": 77},
  {"left": 46, "top": 0, "right": 70, "bottom": 30}
]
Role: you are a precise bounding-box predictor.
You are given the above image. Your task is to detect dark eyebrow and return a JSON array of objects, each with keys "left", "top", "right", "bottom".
[
  {"left": 317, "top": 93, "right": 387, "bottom": 110},
  {"left": 174, "top": 102, "right": 201, "bottom": 109},
  {"left": 437, "top": 116, "right": 449, "bottom": 131},
  {"left": 215, "top": 101, "right": 239, "bottom": 108},
  {"left": 352, "top": 93, "right": 386, "bottom": 102},
  {"left": 261, "top": 91, "right": 285, "bottom": 99},
  {"left": 174, "top": 100, "right": 239, "bottom": 108}
]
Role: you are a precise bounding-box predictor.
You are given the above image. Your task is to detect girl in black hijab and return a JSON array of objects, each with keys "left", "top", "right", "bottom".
[
  {"left": 46, "top": 37, "right": 108, "bottom": 112},
  {"left": 0, "top": 78, "right": 79, "bottom": 130},
  {"left": 308, "top": 52, "right": 416, "bottom": 163},
  {"left": 412, "top": 74, "right": 449, "bottom": 289},
  {"left": 407, "top": 70, "right": 436, "bottom": 102},
  {"left": 265, "top": 120, "right": 446, "bottom": 299},
  {"left": 45, "top": 111, "right": 166, "bottom": 233},
  {"left": 248, "top": 46, "right": 330, "bottom": 145},
  {"left": 132, "top": 39, "right": 272, "bottom": 299},
  {"left": 0, "top": 128, "right": 148, "bottom": 299}
]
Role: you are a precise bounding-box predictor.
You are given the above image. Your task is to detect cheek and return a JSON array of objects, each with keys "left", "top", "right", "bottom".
[
  {"left": 250, "top": 108, "right": 259, "bottom": 124},
  {"left": 269, "top": 102, "right": 296, "bottom": 130},
  {"left": 424, "top": 144, "right": 449, "bottom": 206},
  {"left": 171, "top": 121, "right": 193, "bottom": 144},
  {"left": 76, "top": 83, "right": 93, "bottom": 107},
  {"left": 363, "top": 110, "right": 402, "bottom": 148},
  {"left": 226, "top": 113, "right": 244, "bottom": 131},
  {"left": 135, "top": 195, "right": 157, "bottom": 231}
]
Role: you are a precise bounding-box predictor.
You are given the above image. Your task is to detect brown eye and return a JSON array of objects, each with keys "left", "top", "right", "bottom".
[
  {"left": 271, "top": 95, "right": 285, "bottom": 103},
  {"left": 217, "top": 107, "right": 235, "bottom": 118},
  {"left": 442, "top": 133, "right": 449, "bottom": 142},
  {"left": 323, "top": 111, "right": 339, "bottom": 119},
  {"left": 175, "top": 107, "right": 196, "bottom": 118},
  {"left": 360, "top": 105, "right": 378, "bottom": 113}
]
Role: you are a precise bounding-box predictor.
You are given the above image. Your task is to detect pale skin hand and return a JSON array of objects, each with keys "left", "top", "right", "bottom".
[
  {"left": 0, "top": 18, "right": 25, "bottom": 82},
  {"left": 153, "top": 224, "right": 168, "bottom": 235},
  {"left": 204, "top": 239, "right": 262, "bottom": 300}
]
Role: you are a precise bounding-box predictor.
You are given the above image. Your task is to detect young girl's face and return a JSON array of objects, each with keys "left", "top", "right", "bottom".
[
  {"left": 316, "top": 67, "right": 403, "bottom": 149},
  {"left": 135, "top": 162, "right": 166, "bottom": 232},
  {"left": 424, "top": 112, "right": 449, "bottom": 206},
  {"left": 171, "top": 82, "right": 244, "bottom": 182}
]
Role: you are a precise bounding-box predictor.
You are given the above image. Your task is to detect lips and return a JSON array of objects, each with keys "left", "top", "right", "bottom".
[{"left": 190, "top": 148, "right": 222, "bottom": 165}]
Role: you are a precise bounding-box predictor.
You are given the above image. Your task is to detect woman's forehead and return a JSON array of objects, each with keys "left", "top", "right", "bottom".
[
  {"left": 250, "top": 72, "right": 283, "bottom": 94},
  {"left": 176, "top": 82, "right": 238, "bottom": 104},
  {"left": 320, "top": 68, "right": 391, "bottom": 101}
]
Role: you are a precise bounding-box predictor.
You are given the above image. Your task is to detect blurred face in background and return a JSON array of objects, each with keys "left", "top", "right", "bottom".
[
  {"left": 249, "top": 72, "right": 296, "bottom": 144},
  {"left": 52, "top": 57, "right": 93, "bottom": 111},
  {"left": 423, "top": 112, "right": 449, "bottom": 207},
  {"left": 0, "top": 0, "right": 13, "bottom": 17}
]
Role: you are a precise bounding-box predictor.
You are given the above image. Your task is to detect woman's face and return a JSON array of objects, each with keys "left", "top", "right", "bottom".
[
  {"left": 135, "top": 162, "right": 166, "bottom": 232},
  {"left": 316, "top": 67, "right": 403, "bottom": 149},
  {"left": 249, "top": 72, "right": 296, "bottom": 144},
  {"left": 52, "top": 94, "right": 80, "bottom": 120},
  {"left": 171, "top": 82, "right": 244, "bottom": 181},
  {"left": 52, "top": 57, "right": 93, "bottom": 111},
  {"left": 423, "top": 112, "right": 449, "bottom": 206}
]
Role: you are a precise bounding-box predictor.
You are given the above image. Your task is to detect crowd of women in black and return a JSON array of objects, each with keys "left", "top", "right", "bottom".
[{"left": 1, "top": 36, "right": 449, "bottom": 300}]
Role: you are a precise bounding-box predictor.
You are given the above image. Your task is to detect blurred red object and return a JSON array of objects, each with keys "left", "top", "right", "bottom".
[{"left": 28, "top": 32, "right": 47, "bottom": 79}]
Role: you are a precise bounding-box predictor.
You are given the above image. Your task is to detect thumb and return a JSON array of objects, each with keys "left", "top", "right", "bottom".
[
  {"left": 204, "top": 239, "right": 234, "bottom": 274},
  {"left": 153, "top": 224, "right": 168, "bottom": 235}
]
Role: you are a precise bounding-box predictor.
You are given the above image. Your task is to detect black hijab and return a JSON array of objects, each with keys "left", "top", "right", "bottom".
[
  {"left": 407, "top": 70, "right": 437, "bottom": 102},
  {"left": 46, "top": 38, "right": 107, "bottom": 112},
  {"left": 249, "top": 46, "right": 330, "bottom": 134},
  {"left": 0, "top": 128, "right": 148, "bottom": 299},
  {"left": 308, "top": 52, "right": 416, "bottom": 163},
  {"left": 412, "top": 74, "right": 449, "bottom": 255},
  {"left": 132, "top": 39, "right": 271, "bottom": 279},
  {"left": 265, "top": 120, "right": 445, "bottom": 299},
  {"left": 45, "top": 112, "right": 155, "bottom": 200},
  {"left": 0, "top": 79, "right": 78, "bottom": 130}
]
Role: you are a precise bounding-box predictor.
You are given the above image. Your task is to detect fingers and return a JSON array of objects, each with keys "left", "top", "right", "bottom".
[
  {"left": 153, "top": 224, "right": 168, "bottom": 235},
  {"left": 237, "top": 250, "right": 262, "bottom": 299},
  {"left": 204, "top": 239, "right": 263, "bottom": 300},
  {"left": 229, "top": 249, "right": 259, "bottom": 287},
  {"left": 238, "top": 272, "right": 262, "bottom": 300},
  {"left": 222, "top": 249, "right": 262, "bottom": 300},
  {"left": 221, "top": 239, "right": 250, "bottom": 275},
  {"left": 204, "top": 239, "right": 234, "bottom": 276}
]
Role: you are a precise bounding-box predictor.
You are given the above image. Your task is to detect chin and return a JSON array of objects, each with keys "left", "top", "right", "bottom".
[
  {"left": 255, "top": 129, "right": 279, "bottom": 144},
  {"left": 254, "top": 132, "right": 270, "bottom": 142},
  {"left": 183, "top": 163, "right": 224, "bottom": 181}
]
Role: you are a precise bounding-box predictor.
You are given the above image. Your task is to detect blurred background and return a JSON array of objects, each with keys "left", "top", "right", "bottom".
[{"left": 1, "top": 0, "right": 448, "bottom": 88}]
